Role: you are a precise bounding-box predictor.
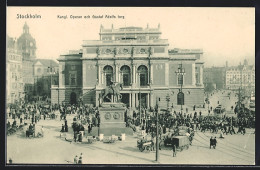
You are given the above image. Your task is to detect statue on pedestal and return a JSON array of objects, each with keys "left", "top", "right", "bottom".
[{"left": 101, "top": 80, "right": 123, "bottom": 103}]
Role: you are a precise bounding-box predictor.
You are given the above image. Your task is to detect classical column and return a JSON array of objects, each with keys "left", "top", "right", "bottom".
[
  {"left": 132, "top": 93, "right": 135, "bottom": 109},
  {"left": 192, "top": 63, "right": 195, "bottom": 85},
  {"left": 59, "top": 64, "right": 65, "bottom": 87},
  {"left": 147, "top": 93, "right": 150, "bottom": 108},
  {"left": 95, "top": 91, "right": 99, "bottom": 107},
  {"left": 135, "top": 93, "right": 138, "bottom": 108},
  {"left": 150, "top": 92, "right": 154, "bottom": 108},
  {"left": 147, "top": 65, "right": 150, "bottom": 85},
  {"left": 103, "top": 72, "right": 106, "bottom": 85},
  {"left": 129, "top": 93, "right": 132, "bottom": 108},
  {"left": 132, "top": 64, "right": 136, "bottom": 85},
  {"left": 83, "top": 62, "right": 87, "bottom": 87},
  {"left": 150, "top": 64, "right": 153, "bottom": 85},
  {"left": 200, "top": 66, "right": 203, "bottom": 85},
  {"left": 165, "top": 63, "right": 169, "bottom": 86},
  {"left": 98, "top": 65, "right": 102, "bottom": 85},
  {"left": 115, "top": 64, "right": 119, "bottom": 82}
]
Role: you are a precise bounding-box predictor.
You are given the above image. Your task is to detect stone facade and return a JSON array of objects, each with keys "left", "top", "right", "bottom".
[
  {"left": 52, "top": 25, "right": 204, "bottom": 109},
  {"left": 204, "top": 67, "right": 226, "bottom": 90},
  {"left": 17, "top": 22, "right": 37, "bottom": 94},
  {"left": 7, "top": 23, "right": 59, "bottom": 102},
  {"left": 6, "top": 36, "right": 24, "bottom": 104},
  {"left": 226, "top": 60, "right": 255, "bottom": 93}
]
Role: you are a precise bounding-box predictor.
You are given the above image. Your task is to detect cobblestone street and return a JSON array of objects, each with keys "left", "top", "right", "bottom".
[
  {"left": 6, "top": 91, "right": 255, "bottom": 165},
  {"left": 6, "top": 115, "right": 255, "bottom": 165}
]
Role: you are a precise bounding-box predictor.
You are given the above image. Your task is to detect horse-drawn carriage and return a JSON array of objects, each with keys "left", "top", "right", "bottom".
[
  {"left": 162, "top": 127, "right": 193, "bottom": 151},
  {"left": 137, "top": 139, "right": 153, "bottom": 152},
  {"left": 172, "top": 136, "right": 190, "bottom": 151},
  {"left": 26, "top": 128, "right": 35, "bottom": 138},
  {"left": 103, "top": 136, "right": 116, "bottom": 143}
]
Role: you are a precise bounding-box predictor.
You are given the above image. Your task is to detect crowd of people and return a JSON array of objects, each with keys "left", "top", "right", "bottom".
[{"left": 6, "top": 89, "right": 255, "bottom": 151}]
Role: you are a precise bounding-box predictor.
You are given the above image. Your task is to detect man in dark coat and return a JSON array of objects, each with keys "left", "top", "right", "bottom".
[
  {"left": 210, "top": 136, "right": 213, "bottom": 149},
  {"left": 172, "top": 143, "right": 177, "bottom": 157},
  {"left": 212, "top": 137, "right": 217, "bottom": 149}
]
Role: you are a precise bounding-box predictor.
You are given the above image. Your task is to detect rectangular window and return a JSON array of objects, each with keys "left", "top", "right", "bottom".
[
  {"left": 70, "top": 74, "right": 76, "bottom": 85},
  {"left": 106, "top": 74, "right": 112, "bottom": 86},
  {"left": 123, "top": 74, "right": 130, "bottom": 86},
  {"left": 196, "top": 73, "right": 199, "bottom": 84},
  {"left": 140, "top": 74, "right": 147, "bottom": 86},
  {"left": 178, "top": 75, "right": 183, "bottom": 85}
]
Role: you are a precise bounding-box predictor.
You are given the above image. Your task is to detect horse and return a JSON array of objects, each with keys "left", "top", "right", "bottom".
[{"left": 101, "top": 83, "right": 123, "bottom": 103}]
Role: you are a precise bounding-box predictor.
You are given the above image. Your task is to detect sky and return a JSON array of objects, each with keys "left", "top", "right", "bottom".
[{"left": 7, "top": 7, "right": 255, "bottom": 67}]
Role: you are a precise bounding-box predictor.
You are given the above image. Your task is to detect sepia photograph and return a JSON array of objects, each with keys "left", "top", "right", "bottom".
[{"left": 6, "top": 7, "right": 255, "bottom": 165}]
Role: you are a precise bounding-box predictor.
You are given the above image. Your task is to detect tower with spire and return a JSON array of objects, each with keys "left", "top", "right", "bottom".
[{"left": 17, "top": 22, "right": 37, "bottom": 60}]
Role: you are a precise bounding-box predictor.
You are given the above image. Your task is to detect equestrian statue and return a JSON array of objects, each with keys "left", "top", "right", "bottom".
[{"left": 100, "top": 80, "right": 123, "bottom": 103}]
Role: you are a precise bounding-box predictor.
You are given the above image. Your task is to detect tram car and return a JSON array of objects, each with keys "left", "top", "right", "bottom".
[
  {"left": 164, "top": 135, "right": 190, "bottom": 151},
  {"left": 172, "top": 136, "right": 190, "bottom": 151}
]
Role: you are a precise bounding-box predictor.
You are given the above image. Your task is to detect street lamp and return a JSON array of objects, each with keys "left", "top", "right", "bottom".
[
  {"left": 155, "top": 97, "right": 160, "bottom": 162},
  {"left": 48, "top": 66, "right": 57, "bottom": 113},
  {"left": 166, "top": 94, "right": 170, "bottom": 109},
  {"left": 175, "top": 63, "right": 185, "bottom": 114},
  {"left": 138, "top": 72, "right": 141, "bottom": 124}
]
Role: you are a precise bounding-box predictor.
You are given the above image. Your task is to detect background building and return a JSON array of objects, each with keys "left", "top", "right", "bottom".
[
  {"left": 33, "top": 59, "right": 59, "bottom": 98},
  {"left": 226, "top": 59, "right": 255, "bottom": 95},
  {"left": 16, "top": 22, "right": 37, "bottom": 98},
  {"left": 52, "top": 25, "right": 204, "bottom": 109},
  {"left": 7, "top": 23, "right": 59, "bottom": 103},
  {"left": 203, "top": 66, "right": 226, "bottom": 90},
  {"left": 6, "top": 36, "right": 24, "bottom": 104}
]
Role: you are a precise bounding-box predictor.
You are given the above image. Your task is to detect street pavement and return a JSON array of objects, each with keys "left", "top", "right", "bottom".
[{"left": 6, "top": 90, "right": 255, "bottom": 165}]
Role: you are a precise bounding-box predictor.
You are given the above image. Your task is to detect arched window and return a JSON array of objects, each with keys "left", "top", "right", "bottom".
[
  {"left": 137, "top": 65, "right": 148, "bottom": 86},
  {"left": 120, "top": 65, "right": 131, "bottom": 86},
  {"left": 177, "top": 92, "right": 184, "bottom": 105},
  {"left": 103, "top": 65, "right": 113, "bottom": 86}
]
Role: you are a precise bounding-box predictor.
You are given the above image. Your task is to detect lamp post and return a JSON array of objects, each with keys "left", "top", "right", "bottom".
[
  {"left": 166, "top": 94, "right": 170, "bottom": 109},
  {"left": 138, "top": 72, "right": 141, "bottom": 124},
  {"left": 175, "top": 63, "right": 185, "bottom": 114},
  {"left": 48, "top": 65, "right": 56, "bottom": 113},
  {"left": 155, "top": 97, "right": 159, "bottom": 162}
]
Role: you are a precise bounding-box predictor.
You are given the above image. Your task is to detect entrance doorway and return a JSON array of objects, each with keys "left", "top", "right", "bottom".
[
  {"left": 177, "top": 92, "right": 184, "bottom": 105},
  {"left": 121, "top": 93, "right": 129, "bottom": 107},
  {"left": 70, "top": 92, "right": 77, "bottom": 104}
]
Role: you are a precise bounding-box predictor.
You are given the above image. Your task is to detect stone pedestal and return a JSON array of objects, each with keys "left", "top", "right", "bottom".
[{"left": 98, "top": 102, "right": 133, "bottom": 136}]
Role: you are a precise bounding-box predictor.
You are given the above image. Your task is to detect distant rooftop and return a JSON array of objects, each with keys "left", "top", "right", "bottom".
[
  {"left": 169, "top": 48, "right": 203, "bottom": 54},
  {"left": 34, "top": 59, "right": 58, "bottom": 67}
]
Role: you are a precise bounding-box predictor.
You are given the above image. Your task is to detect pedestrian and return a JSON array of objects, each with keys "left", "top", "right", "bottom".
[
  {"left": 41, "top": 126, "right": 44, "bottom": 137},
  {"left": 210, "top": 136, "right": 213, "bottom": 149},
  {"left": 74, "top": 132, "right": 78, "bottom": 142},
  {"left": 213, "top": 137, "right": 217, "bottom": 149},
  {"left": 78, "top": 132, "right": 82, "bottom": 142},
  {"left": 220, "top": 131, "right": 225, "bottom": 139},
  {"left": 78, "top": 153, "right": 83, "bottom": 164},
  {"left": 74, "top": 155, "right": 78, "bottom": 164},
  {"left": 60, "top": 124, "right": 65, "bottom": 132},
  {"left": 172, "top": 144, "right": 176, "bottom": 157}
]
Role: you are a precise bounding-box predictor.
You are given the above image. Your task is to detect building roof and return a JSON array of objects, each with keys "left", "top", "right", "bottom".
[
  {"left": 7, "top": 35, "right": 15, "bottom": 49},
  {"left": 227, "top": 65, "right": 254, "bottom": 71},
  {"left": 33, "top": 59, "right": 58, "bottom": 67},
  {"left": 168, "top": 48, "right": 203, "bottom": 54}
]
